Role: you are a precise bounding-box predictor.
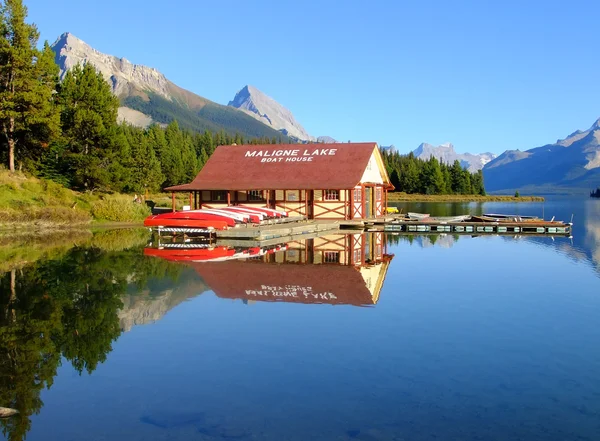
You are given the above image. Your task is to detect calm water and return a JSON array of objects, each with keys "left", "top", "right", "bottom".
[{"left": 1, "top": 198, "right": 600, "bottom": 441}]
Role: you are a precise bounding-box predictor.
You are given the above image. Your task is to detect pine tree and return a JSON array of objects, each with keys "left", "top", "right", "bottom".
[
  {"left": 55, "top": 63, "right": 120, "bottom": 190},
  {"left": 0, "top": 0, "right": 60, "bottom": 172},
  {"left": 124, "top": 127, "right": 163, "bottom": 192}
]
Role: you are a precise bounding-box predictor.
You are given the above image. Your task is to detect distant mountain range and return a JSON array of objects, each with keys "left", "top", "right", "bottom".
[
  {"left": 483, "top": 118, "right": 600, "bottom": 193},
  {"left": 412, "top": 142, "right": 496, "bottom": 172},
  {"left": 50, "top": 33, "right": 291, "bottom": 140}
]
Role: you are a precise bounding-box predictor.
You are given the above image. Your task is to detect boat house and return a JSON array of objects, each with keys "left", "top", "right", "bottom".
[
  {"left": 192, "top": 233, "right": 394, "bottom": 306},
  {"left": 165, "top": 142, "right": 393, "bottom": 220}
]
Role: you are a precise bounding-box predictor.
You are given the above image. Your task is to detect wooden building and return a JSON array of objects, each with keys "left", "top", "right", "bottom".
[
  {"left": 192, "top": 233, "right": 393, "bottom": 306},
  {"left": 166, "top": 142, "right": 393, "bottom": 220}
]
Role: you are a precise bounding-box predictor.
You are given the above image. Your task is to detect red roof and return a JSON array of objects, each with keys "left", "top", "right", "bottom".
[
  {"left": 191, "top": 261, "right": 379, "bottom": 306},
  {"left": 166, "top": 142, "right": 388, "bottom": 191}
]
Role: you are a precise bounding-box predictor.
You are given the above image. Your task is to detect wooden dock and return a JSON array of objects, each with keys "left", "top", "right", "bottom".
[
  {"left": 340, "top": 216, "right": 572, "bottom": 236},
  {"left": 215, "top": 219, "right": 340, "bottom": 241},
  {"left": 152, "top": 214, "right": 572, "bottom": 243}
]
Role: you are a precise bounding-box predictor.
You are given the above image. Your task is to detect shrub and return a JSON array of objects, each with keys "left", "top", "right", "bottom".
[{"left": 91, "top": 197, "right": 151, "bottom": 222}]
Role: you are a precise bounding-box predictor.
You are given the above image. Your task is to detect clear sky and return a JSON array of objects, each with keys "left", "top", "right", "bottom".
[{"left": 26, "top": 0, "right": 600, "bottom": 155}]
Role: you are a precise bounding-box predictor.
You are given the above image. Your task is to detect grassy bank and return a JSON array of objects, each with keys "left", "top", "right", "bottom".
[
  {"left": 0, "top": 228, "right": 151, "bottom": 272},
  {"left": 0, "top": 169, "right": 151, "bottom": 229},
  {"left": 387, "top": 192, "right": 545, "bottom": 202}
]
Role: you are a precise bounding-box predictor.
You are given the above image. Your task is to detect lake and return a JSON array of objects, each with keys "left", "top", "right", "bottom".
[{"left": 1, "top": 197, "right": 600, "bottom": 441}]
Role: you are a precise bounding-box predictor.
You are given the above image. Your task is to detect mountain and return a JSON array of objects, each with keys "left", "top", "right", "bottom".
[
  {"left": 119, "top": 268, "right": 210, "bottom": 332},
  {"left": 483, "top": 118, "right": 600, "bottom": 193},
  {"left": 413, "top": 142, "right": 496, "bottom": 172},
  {"left": 317, "top": 136, "right": 338, "bottom": 144},
  {"left": 50, "top": 33, "right": 290, "bottom": 140},
  {"left": 228, "top": 85, "right": 315, "bottom": 141}
]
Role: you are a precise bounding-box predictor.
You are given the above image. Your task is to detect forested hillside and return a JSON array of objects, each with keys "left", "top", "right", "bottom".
[{"left": 382, "top": 150, "right": 486, "bottom": 195}]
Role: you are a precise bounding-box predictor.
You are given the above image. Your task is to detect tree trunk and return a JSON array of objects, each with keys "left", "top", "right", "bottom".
[
  {"left": 8, "top": 117, "right": 15, "bottom": 172},
  {"left": 9, "top": 269, "right": 16, "bottom": 324}
]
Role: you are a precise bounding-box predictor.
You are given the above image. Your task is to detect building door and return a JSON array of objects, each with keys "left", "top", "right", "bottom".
[
  {"left": 307, "top": 190, "right": 314, "bottom": 219},
  {"left": 365, "top": 187, "right": 374, "bottom": 218}
]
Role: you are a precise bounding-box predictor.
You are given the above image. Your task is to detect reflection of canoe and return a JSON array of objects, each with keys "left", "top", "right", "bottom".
[
  {"left": 407, "top": 212, "right": 430, "bottom": 220},
  {"left": 144, "top": 246, "right": 236, "bottom": 262}
]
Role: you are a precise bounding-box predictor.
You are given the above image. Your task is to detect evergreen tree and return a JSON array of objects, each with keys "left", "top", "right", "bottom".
[
  {"left": 55, "top": 63, "right": 120, "bottom": 190},
  {"left": 123, "top": 126, "right": 163, "bottom": 192},
  {"left": 163, "top": 121, "right": 185, "bottom": 186},
  {"left": 0, "top": 1, "right": 60, "bottom": 172}
]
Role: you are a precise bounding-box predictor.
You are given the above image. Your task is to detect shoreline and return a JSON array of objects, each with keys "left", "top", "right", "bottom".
[{"left": 387, "top": 193, "right": 545, "bottom": 202}]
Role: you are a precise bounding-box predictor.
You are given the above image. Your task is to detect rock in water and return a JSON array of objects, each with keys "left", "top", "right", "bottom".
[{"left": 0, "top": 407, "right": 19, "bottom": 418}]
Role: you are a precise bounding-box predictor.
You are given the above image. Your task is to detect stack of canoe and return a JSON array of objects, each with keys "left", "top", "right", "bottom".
[{"left": 144, "top": 205, "right": 288, "bottom": 231}]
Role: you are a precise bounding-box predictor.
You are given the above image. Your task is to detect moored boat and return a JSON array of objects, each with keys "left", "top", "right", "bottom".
[
  {"left": 144, "top": 210, "right": 237, "bottom": 227},
  {"left": 239, "top": 205, "right": 288, "bottom": 218},
  {"left": 426, "top": 214, "right": 471, "bottom": 223},
  {"left": 407, "top": 212, "right": 430, "bottom": 220},
  {"left": 144, "top": 216, "right": 230, "bottom": 230},
  {"left": 219, "top": 207, "right": 263, "bottom": 223}
]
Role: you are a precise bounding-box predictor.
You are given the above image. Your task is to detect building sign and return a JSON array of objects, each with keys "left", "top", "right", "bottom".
[
  {"left": 245, "top": 284, "right": 338, "bottom": 302},
  {"left": 244, "top": 148, "right": 338, "bottom": 163}
]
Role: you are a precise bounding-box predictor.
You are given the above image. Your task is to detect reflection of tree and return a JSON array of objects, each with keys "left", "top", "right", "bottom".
[
  {"left": 387, "top": 234, "right": 460, "bottom": 249},
  {"left": 0, "top": 243, "right": 183, "bottom": 441}
]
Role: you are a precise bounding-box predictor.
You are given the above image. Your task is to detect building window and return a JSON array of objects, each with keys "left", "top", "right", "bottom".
[
  {"left": 286, "top": 190, "right": 299, "bottom": 201},
  {"left": 376, "top": 187, "right": 382, "bottom": 201},
  {"left": 324, "top": 190, "right": 339, "bottom": 201},
  {"left": 248, "top": 190, "right": 264, "bottom": 201},
  {"left": 354, "top": 188, "right": 362, "bottom": 202},
  {"left": 211, "top": 190, "right": 227, "bottom": 201},
  {"left": 324, "top": 251, "right": 340, "bottom": 263},
  {"left": 353, "top": 248, "right": 361, "bottom": 264}
]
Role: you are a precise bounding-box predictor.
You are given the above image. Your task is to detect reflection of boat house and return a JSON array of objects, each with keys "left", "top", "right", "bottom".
[
  {"left": 192, "top": 233, "right": 394, "bottom": 306},
  {"left": 166, "top": 142, "right": 393, "bottom": 219}
]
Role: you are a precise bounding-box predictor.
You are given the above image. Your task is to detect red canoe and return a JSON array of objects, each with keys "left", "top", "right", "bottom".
[{"left": 143, "top": 216, "right": 230, "bottom": 230}]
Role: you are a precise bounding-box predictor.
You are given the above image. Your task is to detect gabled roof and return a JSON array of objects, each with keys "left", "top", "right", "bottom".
[{"left": 166, "top": 142, "right": 391, "bottom": 191}]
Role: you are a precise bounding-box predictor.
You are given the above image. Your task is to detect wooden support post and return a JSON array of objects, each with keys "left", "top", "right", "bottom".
[
  {"left": 171, "top": 192, "right": 176, "bottom": 212},
  {"left": 227, "top": 191, "right": 231, "bottom": 206},
  {"left": 189, "top": 192, "right": 193, "bottom": 209},
  {"left": 385, "top": 187, "right": 388, "bottom": 215},
  {"left": 199, "top": 190, "right": 203, "bottom": 209},
  {"left": 361, "top": 185, "right": 366, "bottom": 219}
]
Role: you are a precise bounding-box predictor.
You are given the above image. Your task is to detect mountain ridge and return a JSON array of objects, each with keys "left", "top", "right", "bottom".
[
  {"left": 50, "top": 33, "right": 291, "bottom": 141},
  {"left": 483, "top": 118, "right": 600, "bottom": 192},
  {"left": 413, "top": 142, "right": 496, "bottom": 172}
]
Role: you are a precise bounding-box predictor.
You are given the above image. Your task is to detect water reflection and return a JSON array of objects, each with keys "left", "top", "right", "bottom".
[
  {"left": 393, "top": 198, "right": 600, "bottom": 276},
  {"left": 144, "top": 233, "right": 394, "bottom": 306},
  {"left": 0, "top": 234, "right": 183, "bottom": 441}
]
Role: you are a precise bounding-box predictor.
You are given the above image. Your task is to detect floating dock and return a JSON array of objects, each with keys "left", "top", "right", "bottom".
[
  {"left": 152, "top": 214, "right": 572, "bottom": 242},
  {"left": 340, "top": 215, "right": 572, "bottom": 236}
]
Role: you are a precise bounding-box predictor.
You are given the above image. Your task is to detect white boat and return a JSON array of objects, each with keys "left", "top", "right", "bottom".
[{"left": 407, "top": 212, "right": 430, "bottom": 220}]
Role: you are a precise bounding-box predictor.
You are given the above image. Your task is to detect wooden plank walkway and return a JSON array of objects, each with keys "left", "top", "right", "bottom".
[
  {"left": 215, "top": 219, "right": 340, "bottom": 240},
  {"left": 340, "top": 216, "right": 572, "bottom": 236}
]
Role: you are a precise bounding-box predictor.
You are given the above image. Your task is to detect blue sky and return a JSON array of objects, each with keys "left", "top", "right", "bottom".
[{"left": 27, "top": 0, "right": 600, "bottom": 155}]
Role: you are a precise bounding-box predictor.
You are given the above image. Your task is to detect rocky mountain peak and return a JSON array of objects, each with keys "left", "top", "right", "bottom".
[
  {"left": 228, "top": 85, "right": 315, "bottom": 141},
  {"left": 413, "top": 142, "right": 496, "bottom": 172},
  {"left": 51, "top": 32, "right": 171, "bottom": 100}
]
